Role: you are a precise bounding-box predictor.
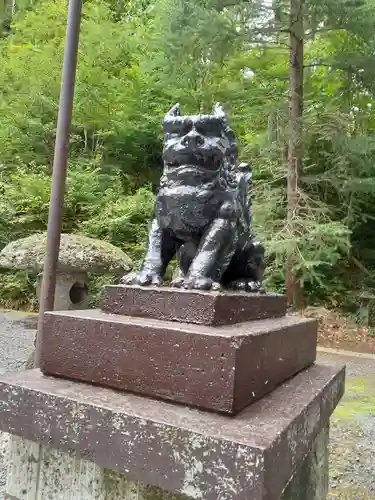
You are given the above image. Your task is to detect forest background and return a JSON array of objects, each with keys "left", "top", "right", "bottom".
[{"left": 1, "top": 0, "right": 375, "bottom": 323}]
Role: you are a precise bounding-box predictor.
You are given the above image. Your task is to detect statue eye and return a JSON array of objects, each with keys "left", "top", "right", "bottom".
[
  {"left": 164, "top": 123, "right": 192, "bottom": 136},
  {"left": 196, "top": 122, "right": 220, "bottom": 137}
]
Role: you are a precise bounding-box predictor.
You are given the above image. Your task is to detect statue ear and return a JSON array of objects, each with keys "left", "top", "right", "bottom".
[
  {"left": 212, "top": 102, "right": 227, "bottom": 121},
  {"left": 165, "top": 103, "right": 181, "bottom": 118}
]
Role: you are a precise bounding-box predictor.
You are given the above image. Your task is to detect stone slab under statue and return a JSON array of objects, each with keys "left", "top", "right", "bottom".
[
  {"left": 101, "top": 285, "right": 287, "bottom": 325},
  {"left": 39, "top": 294, "right": 317, "bottom": 414}
]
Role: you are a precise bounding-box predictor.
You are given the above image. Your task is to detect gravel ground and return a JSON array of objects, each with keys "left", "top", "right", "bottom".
[
  {"left": 316, "top": 352, "right": 375, "bottom": 499},
  {"left": 0, "top": 309, "right": 36, "bottom": 498},
  {"left": 0, "top": 310, "right": 36, "bottom": 374},
  {"left": 0, "top": 310, "right": 374, "bottom": 499}
]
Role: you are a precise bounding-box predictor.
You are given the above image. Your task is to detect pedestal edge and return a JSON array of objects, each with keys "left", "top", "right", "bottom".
[
  {"left": 101, "top": 285, "right": 287, "bottom": 326},
  {"left": 0, "top": 363, "right": 344, "bottom": 500}
]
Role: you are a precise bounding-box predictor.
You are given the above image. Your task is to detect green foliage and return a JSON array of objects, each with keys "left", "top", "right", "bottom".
[
  {"left": 0, "top": 164, "right": 154, "bottom": 308},
  {"left": 79, "top": 186, "right": 155, "bottom": 263},
  {"left": 0, "top": 271, "right": 38, "bottom": 310},
  {"left": 1, "top": 0, "right": 375, "bottom": 311}
]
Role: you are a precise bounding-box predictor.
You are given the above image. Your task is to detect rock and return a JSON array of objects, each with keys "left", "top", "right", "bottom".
[{"left": 0, "top": 233, "right": 133, "bottom": 275}]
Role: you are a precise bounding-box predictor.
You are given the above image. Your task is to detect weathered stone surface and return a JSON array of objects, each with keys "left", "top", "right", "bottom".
[
  {"left": 281, "top": 425, "right": 329, "bottom": 500},
  {"left": 40, "top": 310, "right": 317, "bottom": 413},
  {"left": 7, "top": 434, "right": 40, "bottom": 499},
  {"left": 0, "top": 233, "right": 132, "bottom": 274},
  {"left": 4, "top": 427, "right": 329, "bottom": 500},
  {"left": 0, "top": 364, "right": 344, "bottom": 499},
  {"left": 36, "top": 272, "right": 89, "bottom": 311},
  {"left": 101, "top": 285, "right": 286, "bottom": 325}
]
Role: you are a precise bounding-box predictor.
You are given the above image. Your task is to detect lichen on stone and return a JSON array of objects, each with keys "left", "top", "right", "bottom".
[{"left": 0, "top": 233, "right": 133, "bottom": 274}]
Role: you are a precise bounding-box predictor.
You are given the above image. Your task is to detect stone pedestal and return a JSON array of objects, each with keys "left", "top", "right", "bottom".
[
  {"left": 5, "top": 424, "right": 329, "bottom": 500},
  {"left": 101, "top": 285, "right": 287, "bottom": 325},
  {"left": 39, "top": 310, "right": 317, "bottom": 414},
  {"left": 39, "top": 286, "right": 317, "bottom": 414},
  {"left": 0, "top": 364, "right": 343, "bottom": 499},
  {"left": 0, "top": 286, "right": 344, "bottom": 499}
]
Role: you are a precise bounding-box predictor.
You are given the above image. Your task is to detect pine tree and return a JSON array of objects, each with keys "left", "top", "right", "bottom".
[{"left": 146, "top": 0, "right": 375, "bottom": 306}]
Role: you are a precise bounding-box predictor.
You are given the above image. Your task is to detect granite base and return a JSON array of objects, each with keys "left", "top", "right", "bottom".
[
  {"left": 4, "top": 425, "right": 329, "bottom": 500},
  {"left": 0, "top": 364, "right": 344, "bottom": 499}
]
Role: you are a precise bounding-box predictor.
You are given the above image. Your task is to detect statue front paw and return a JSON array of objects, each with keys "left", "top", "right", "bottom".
[
  {"left": 120, "top": 270, "right": 163, "bottom": 287},
  {"left": 183, "top": 276, "right": 221, "bottom": 291}
]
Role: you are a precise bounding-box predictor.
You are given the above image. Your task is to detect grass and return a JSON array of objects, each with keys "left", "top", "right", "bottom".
[
  {"left": 333, "top": 376, "right": 375, "bottom": 421},
  {"left": 329, "top": 488, "right": 375, "bottom": 499}
]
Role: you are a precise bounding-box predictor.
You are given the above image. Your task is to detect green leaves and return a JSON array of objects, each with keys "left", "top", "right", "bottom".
[{"left": 1, "top": 0, "right": 375, "bottom": 308}]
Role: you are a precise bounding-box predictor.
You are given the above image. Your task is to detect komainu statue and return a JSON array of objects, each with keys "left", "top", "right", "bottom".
[{"left": 124, "top": 103, "right": 265, "bottom": 292}]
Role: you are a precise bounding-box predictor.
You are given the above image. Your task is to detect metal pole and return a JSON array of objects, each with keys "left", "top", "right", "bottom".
[{"left": 34, "top": 0, "right": 82, "bottom": 368}]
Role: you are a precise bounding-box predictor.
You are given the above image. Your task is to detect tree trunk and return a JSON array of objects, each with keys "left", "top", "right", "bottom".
[
  {"left": 286, "top": 0, "right": 304, "bottom": 308},
  {"left": 0, "top": 0, "right": 15, "bottom": 34}
]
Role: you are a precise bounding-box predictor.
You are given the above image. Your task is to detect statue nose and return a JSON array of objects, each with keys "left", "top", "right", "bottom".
[{"left": 181, "top": 131, "right": 204, "bottom": 147}]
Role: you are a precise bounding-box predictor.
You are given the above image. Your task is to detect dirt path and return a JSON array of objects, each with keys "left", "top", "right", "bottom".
[
  {"left": 0, "top": 309, "right": 374, "bottom": 499},
  {"left": 304, "top": 306, "right": 375, "bottom": 355}
]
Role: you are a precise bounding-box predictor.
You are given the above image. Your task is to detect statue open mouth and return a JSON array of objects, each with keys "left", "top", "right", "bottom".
[{"left": 166, "top": 153, "right": 222, "bottom": 170}]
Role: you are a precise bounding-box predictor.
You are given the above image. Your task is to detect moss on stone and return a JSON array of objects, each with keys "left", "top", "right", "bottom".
[
  {"left": 329, "top": 373, "right": 375, "bottom": 496},
  {"left": 0, "top": 233, "right": 133, "bottom": 274},
  {"left": 328, "top": 487, "right": 375, "bottom": 499},
  {"left": 333, "top": 375, "right": 375, "bottom": 421}
]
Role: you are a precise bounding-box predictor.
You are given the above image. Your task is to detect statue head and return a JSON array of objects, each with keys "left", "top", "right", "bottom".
[{"left": 162, "top": 103, "right": 238, "bottom": 174}]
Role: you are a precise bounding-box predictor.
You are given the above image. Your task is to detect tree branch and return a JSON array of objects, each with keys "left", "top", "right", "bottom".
[
  {"left": 305, "top": 27, "right": 346, "bottom": 38},
  {"left": 303, "top": 63, "right": 333, "bottom": 69},
  {"left": 246, "top": 38, "right": 291, "bottom": 49},
  {"left": 303, "top": 62, "right": 353, "bottom": 71}
]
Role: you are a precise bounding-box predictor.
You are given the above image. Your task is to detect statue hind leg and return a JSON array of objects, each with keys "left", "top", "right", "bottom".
[
  {"left": 171, "top": 242, "right": 198, "bottom": 288},
  {"left": 222, "top": 238, "right": 265, "bottom": 292}
]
